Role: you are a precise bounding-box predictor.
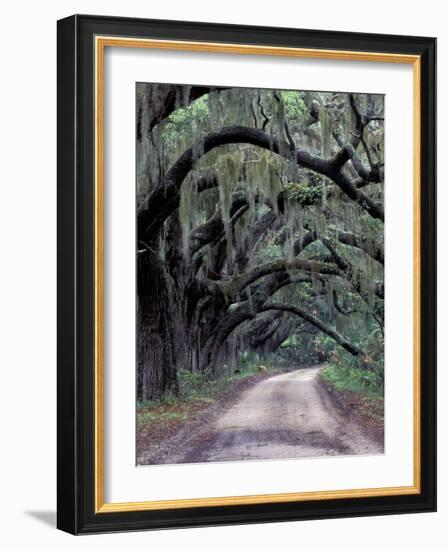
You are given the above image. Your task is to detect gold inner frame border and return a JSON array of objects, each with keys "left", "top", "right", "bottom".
[{"left": 94, "top": 35, "right": 421, "bottom": 513}]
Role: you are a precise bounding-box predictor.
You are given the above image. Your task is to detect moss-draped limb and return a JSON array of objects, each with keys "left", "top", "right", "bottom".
[
  {"left": 260, "top": 303, "right": 363, "bottom": 357},
  {"left": 138, "top": 125, "right": 384, "bottom": 241}
]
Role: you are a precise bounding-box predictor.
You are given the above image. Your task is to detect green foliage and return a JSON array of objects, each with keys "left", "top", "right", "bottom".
[
  {"left": 236, "top": 349, "right": 278, "bottom": 371},
  {"left": 314, "top": 332, "right": 337, "bottom": 353},
  {"left": 236, "top": 349, "right": 261, "bottom": 371},
  {"left": 361, "top": 325, "right": 385, "bottom": 370},
  {"left": 323, "top": 320, "right": 384, "bottom": 397},
  {"left": 255, "top": 241, "right": 283, "bottom": 263},
  {"left": 329, "top": 319, "right": 384, "bottom": 369},
  {"left": 275, "top": 332, "right": 321, "bottom": 365},
  {"left": 283, "top": 181, "right": 323, "bottom": 205},
  {"left": 281, "top": 91, "right": 307, "bottom": 121},
  {"left": 300, "top": 240, "right": 334, "bottom": 262},
  {"left": 166, "top": 95, "right": 210, "bottom": 132},
  {"left": 178, "top": 368, "right": 213, "bottom": 396},
  {"left": 321, "top": 363, "right": 384, "bottom": 397}
]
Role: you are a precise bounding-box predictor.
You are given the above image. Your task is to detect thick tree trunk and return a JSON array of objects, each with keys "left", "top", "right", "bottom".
[{"left": 137, "top": 241, "right": 179, "bottom": 401}]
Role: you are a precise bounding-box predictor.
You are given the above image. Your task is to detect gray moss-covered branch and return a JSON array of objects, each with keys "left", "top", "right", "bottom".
[
  {"left": 261, "top": 303, "right": 364, "bottom": 357},
  {"left": 138, "top": 125, "right": 384, "bottom": 240}
]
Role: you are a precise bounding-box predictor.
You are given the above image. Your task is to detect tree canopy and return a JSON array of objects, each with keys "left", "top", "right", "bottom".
[{"left": 136, "top": 83, "right": 384, "bottom": 401}]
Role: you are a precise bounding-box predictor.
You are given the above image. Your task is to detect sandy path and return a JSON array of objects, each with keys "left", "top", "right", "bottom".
[{"left": 183, "top": 365, "right": 382, "bottom": 463}]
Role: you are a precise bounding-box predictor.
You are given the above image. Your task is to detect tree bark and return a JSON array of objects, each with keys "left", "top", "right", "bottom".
[{"left": 137, "top": 240, "right": 179, "bottom": 401}]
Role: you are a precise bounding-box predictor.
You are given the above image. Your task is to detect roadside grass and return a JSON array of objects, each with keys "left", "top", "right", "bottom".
[
  {"left": 137, "top": 356, "right": 280, "bottom": 441},
  {"left": 320, "top": 363, "right": 384, "bottom": 426},
  {"left": 137, "top": 400, "right": 206, "bottom": 435},
  {"left": 321, "top": 364, "right": 384, "bottom": 399}
]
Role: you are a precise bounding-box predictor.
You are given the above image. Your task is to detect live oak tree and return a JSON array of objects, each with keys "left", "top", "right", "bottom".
[{"left": 136, "top": 83, "right": 384, "bottom": 400}]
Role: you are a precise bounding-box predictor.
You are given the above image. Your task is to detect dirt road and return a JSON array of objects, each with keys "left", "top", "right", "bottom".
[{"left": 182, "top": 366, "right": 382, "bottom": 463}]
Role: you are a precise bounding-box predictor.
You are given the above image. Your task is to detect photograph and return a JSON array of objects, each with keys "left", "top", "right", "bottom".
[{"left": 136, "top": 83, "right": 385, "bottom": 466}]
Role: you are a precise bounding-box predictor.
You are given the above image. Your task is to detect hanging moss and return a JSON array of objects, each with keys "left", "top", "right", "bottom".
[
  {"left": 216, "top": 153, "right": 241, "bottom": 224},
  {"left": 312, "top": 204, "right": 326, "bottom": 235},
  {"left": 208, "top": 90, "right": 221, "bottom": 128},
  {"left": 319, "top": 107, "right": 332, "bottom": 158},
  {"left": 179, "top": 178, "right": 193, "bottom": 257}
]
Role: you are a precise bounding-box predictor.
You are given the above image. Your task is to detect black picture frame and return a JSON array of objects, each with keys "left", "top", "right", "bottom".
[{"left": 57, "top": 14, "right": 436, "bottom": 534}]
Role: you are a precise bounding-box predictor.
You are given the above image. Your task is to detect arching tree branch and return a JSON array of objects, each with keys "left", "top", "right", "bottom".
[
  {"left": 138, "top": 125, "right": 384, "bottom": 240},
  {"left": 211, "top": 257, "right": 340, "bottom": 299},
  {"left": 337, "top": 231, "right": 384, "bottom": 265},
  {"left": 261, "top": 303, "right": 363, "bottom": 357}
]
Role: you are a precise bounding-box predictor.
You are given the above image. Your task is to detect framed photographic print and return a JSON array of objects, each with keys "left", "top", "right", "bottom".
[{"left": 57, "top": 14, "right": 436, "bottom": 534}]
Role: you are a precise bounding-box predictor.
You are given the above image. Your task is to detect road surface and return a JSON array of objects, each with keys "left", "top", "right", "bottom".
[{"left": 183, "top": 365, "right": 382, "bottom": 463}]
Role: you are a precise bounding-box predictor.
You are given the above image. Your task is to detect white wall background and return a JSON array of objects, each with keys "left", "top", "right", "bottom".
[{"left": 0, "top": 1, "right": 443, "bottom": 547}]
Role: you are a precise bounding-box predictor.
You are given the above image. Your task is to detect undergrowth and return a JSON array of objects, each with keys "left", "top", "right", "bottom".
[
  {"left": 321, "top": 339, "right": 384, "bottom": 400},
  {"left": 321, "top": 364, "right": 384, "bottom": 399}
]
